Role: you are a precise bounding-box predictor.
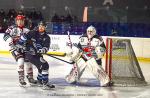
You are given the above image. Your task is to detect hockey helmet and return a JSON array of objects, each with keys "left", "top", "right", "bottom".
[
  {"left": 86, "top": 25, "right": 96, "bottom": 38},
  {"left": 38, "top": 21, "right": 46, "bottom": 33},
  {"left": 16, "top": 15, "right": 25, "bottom": 20},
  {"left": 16, "top": 15, "right": 25, "bottom": 28},
  {"left": 38, "top": 21, "right": 46, "bottom": 27}
]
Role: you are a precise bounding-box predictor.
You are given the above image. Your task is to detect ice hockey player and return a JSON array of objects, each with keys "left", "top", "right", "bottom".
[
  {"left": 24, "top": 21, "right": 55, "bottom": 90},
  {"left": 65, "top": 25, "right": 112, "bottom": 87},
  {"left": 3, "top": 15, "right": 37, "bottom": 86}
]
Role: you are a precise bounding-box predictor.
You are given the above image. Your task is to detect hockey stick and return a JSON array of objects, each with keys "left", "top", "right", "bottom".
[
  {"left": 46, "top": 51, "right": 66, "bottom": 56},
  {"left": 46, "top": 31, "right": 76, "bottom": 64},
  {"left": 30, "top": 40, "right": 66, "bottom": 57},
  {"left": 45, "top": 31, "right": 75, "bottom": 64},
  {"left": 67, "top": 31, "right": 72, "bottom": 48},
  {"left": 46, "top": 54, "right": 74, "bottom": 64}
]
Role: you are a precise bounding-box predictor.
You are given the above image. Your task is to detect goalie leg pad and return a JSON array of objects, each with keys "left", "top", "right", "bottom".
[
  {"left": 86, "top": 57, "right": 110, "bottom": 86},
  {"left": 65, "top": 63, "right": 78, "bottom": 84},
  {"left": 66, "top": 58, "right": 87, "bottom": 83},
  {"left": 77, "top": 58, "right": 87, "bottom": 79}
]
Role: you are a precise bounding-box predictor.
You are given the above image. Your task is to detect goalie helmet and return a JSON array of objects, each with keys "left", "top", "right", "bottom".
[{"left": 86, "top": 25, "right": 96, "bottom": 39}]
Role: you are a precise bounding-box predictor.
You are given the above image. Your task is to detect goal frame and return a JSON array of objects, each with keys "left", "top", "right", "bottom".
[{"left": 105, "top": 38, "right": 147, "bottom": 86}]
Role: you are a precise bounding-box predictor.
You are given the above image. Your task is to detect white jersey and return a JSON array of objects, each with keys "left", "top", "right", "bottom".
[
  {"left": 4, "top": 25, "right": 30, "bottom": 51},
  {"left": 66, "top": 34, "right": 109, "bottom": 86},
  {"left": 78, "top": 34, "right": 106, "bottom": 59},
  {"left": 79, "top": 36, "right": 103, "bottom": 47}
]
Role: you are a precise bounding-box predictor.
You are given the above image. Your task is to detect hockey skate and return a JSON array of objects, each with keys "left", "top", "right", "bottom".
[
  {"left": 65, "top": 75, "right": 77, "bottom": 84},
  {"left": 106, "top": 81, "right": 114, "bottom": 87},
  {"left": 36, "top": 80, "right": 43, "bottom": 87},
  {"left": 101, "top": 81, "right": 114, "bottom": 87},
  {"left": 19, "top": 78, "right": 27, "bottom": 87},
  {"left": 42, "top": 82, "right": 55, "bottom": 90},
  {"left": 18, "top": 71, "right": 27, "bottom": 87},
  {"left": 26, "top": 75, "right": 37, "bottom": 86}
]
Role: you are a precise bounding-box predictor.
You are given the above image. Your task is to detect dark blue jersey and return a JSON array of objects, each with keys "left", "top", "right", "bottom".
[{"left": 26, "top": 31, "right": 50, "bottom": 54}]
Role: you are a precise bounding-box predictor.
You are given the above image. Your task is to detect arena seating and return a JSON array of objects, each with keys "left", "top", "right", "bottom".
[{"left": 48, "top": 22, "right": 150, "bottom": 38}]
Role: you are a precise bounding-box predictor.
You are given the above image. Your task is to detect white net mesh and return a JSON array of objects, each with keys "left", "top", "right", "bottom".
[{"left": 106, "top": 38, "right": 147, "bottom": 86}]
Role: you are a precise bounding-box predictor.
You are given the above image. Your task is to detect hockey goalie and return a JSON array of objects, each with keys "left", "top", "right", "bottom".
[{"left": 65, "top": 25, "right": 112, "bottom": 87}]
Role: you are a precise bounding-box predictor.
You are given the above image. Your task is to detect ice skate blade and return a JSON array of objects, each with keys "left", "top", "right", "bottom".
[
  {"left": 19, "top": 84, "right": 27, "bottom": 88},
  {"left": 42, "top": 85, "right": 55, "bottom": 90}
]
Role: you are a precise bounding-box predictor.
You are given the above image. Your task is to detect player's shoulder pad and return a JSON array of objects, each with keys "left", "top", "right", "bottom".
[
  {"left": 5, "top": 25, "right": 17, "bottom": 34},
  {"left": 7, "top": 25, "right": 17, "bottom": 29},
  {"left": 93, "top": 35, "right": 103, "bottom": 41},
  {"left": 45, "top": 33, "right": 50, "bottom": 39}
]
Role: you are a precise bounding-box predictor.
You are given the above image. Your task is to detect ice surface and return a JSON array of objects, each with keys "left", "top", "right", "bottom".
[{"left": 0, "top": 54, "right": 150, "bottom": 98}]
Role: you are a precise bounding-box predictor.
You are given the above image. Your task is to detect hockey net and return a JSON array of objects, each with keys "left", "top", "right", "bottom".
[{"left": 105, "top": 38, "right": 147, "bottom": 86}]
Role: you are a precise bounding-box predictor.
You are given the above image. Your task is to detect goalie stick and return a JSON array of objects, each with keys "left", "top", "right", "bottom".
[
  {"left": 46, "top": 31, "right": 74, "bottom": 64},
  {"left": 45, "top": 31, "right": 73, "bottom": 64},
  {"left": 46, "top": 54, "right": 74, "bottom": 64},
  {"left": 67, "top": 31, "right": 72, "bottom": 48},
  {"left": 46, "top": 31, "right": 77, "bottom": 64}
]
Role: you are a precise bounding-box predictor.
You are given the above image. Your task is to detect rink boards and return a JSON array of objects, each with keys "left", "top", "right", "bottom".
[{"left": 0, "top": 34, "right": 150, "bottom": 62}]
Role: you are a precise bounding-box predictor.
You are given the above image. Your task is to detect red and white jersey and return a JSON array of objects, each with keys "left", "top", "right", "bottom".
[
  {"left": 79, "top": 36, "right": 104, "bottom": 47},
  {"left": 4, "top": 25, "right": 30, "bottom": 50},
  {"left": 78, "top": 34, "right": 106, "bottom": 59}
]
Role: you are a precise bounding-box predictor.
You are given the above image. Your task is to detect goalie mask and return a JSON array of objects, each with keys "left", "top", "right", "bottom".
[{"left": 86, "top": 25, "right": 96, "bottom": 39}]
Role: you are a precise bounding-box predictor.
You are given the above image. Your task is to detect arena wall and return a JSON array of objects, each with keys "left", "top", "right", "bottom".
[{"left": 0, "top": 34, "right": 150, "bottom": 61}]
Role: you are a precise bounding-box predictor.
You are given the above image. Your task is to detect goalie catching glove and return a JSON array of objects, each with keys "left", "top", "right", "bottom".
[{"left": 95, "top": 46, "right": 106, "bottom": 59}]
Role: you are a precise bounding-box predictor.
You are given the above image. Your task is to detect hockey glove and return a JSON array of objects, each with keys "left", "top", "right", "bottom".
[
  {"left": 9, "top": 42, "right": 17, "bottom": 51},
  {"left": 38, "top": 48, "right": 47, "bottom": 54},
  {"left": 9, "top": 41, "right": 25, "bottom": 51}
]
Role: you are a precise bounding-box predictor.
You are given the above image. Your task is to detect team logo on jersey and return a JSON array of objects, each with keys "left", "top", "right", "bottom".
[
  {"left": 43, "top": 38, "right": 46, "bottom": 41},
  {"left": 80, "top": 37, "right": 84, "bottom": 42}
]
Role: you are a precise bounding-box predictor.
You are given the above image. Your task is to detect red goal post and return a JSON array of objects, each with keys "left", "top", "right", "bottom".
[{"left": 105, "top": 38, "right": 147, "bottom": 86}]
